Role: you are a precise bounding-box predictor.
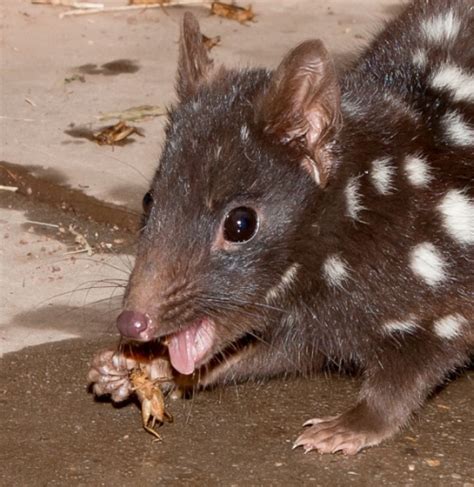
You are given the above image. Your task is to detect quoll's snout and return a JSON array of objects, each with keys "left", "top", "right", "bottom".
[{"left": 116, "top": 310, "right": 150, "bottom": 339}]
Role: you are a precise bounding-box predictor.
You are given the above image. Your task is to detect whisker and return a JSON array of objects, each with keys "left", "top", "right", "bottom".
[
  {"left": 99, "top": 243, "right": 137, "bottom": 274},
  {"left": 38, "top": 280, "right": 125, "bottom": 310},
  {"left": 99, "top": 152, "right": 151, "bottom": 186},
  {"left": 54, "top": 256, "right": 132, "bottom": 275}
]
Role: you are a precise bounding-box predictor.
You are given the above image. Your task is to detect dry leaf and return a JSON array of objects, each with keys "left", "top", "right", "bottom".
[
  {"left": 64, "top": 74, "right": 85, "bottom": 84},
  {"left": 202, "top": 34, "right": 221, "bottom": 50},
  {"left": 425, "top": 459, "right": 441, "bottom": 467},
  {"left": 211, "top": 1, "right": 254, "bottom": 23},
  {"left": 98, "top": 105, "right": 166, "bottom": 122}
]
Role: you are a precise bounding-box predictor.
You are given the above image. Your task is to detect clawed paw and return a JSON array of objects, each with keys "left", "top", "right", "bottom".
[
  {"left": 87, "top": 349, "right": 137, "bottom": 402},
  {"left": 293, "top": 411, "right": 384, "bottom": 455},
  {"left": 88, "top": 349, "right": 177, "bottom": 403}
]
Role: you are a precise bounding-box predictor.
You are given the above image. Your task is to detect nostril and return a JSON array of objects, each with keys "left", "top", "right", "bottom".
[{"left": 116, "top": 310, "right": 150, "bottom": 338}]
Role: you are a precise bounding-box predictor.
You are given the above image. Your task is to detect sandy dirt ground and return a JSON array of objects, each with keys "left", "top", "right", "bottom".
[{"left": 1, "top": 0, "right": 473, "bottom": 485}]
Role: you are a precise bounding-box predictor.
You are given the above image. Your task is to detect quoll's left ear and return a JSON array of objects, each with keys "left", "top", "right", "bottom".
[
  {"left": 259, "top": 40, "right": 342, "bottom": 187},
  {"left": 176, "top": 12, "right": 215, "bottom": 101}
]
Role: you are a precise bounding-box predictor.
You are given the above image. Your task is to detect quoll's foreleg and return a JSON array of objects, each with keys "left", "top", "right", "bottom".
[
  {"left": 295, "top": 322, "right": 472, "bottom": 455},
  {"left": 199, "top": 339, "right": 323, "bottom": 388}
]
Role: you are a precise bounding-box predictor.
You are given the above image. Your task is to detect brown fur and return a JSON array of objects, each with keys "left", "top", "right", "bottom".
[{"left": 116, "top": 1, "right": 473, "bottom": 454}]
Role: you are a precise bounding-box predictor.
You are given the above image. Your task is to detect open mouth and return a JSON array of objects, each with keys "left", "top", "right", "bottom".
[{"left": 166, "top": 318, "right": 216, "bottom": 375}]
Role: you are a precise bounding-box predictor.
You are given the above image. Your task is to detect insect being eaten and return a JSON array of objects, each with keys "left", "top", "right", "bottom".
[{"left": 129, "top": 365, "right": 174, "bottom": 441}]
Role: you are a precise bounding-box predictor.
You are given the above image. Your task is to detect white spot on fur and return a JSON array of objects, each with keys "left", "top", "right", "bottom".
[
  {"left": 345, "top": 176, "right": 365, "bottom": 220},
  {"left": 421, "top": 10, "right": 460, "bottom": 44},
  {"left": 371, "top": 157, "right": 395, "bottom": 194},
  {"left": 240, "top": 124, "right": 250, "bottom": 142},
  {"left": 441, "top": 111, "right": 474, "bottom": 146},
  {"left": 438, "top": 190, "right": 474, "bottom": 244},
  {"left": 433, "top": 313, "right": 468, "bottom": 339},
  {"left": 431, "top": 64, "right": 474, "bottom": 103},
  {"left": 409, "top": 243, "right": 447, "bottom": 286},
  {"left": 383, "top": 319, "right": 419, "bottom": 335},
  {"left": 404, "top": 154, "right": 433, "bottom": 188},
  {"left": 412, "top": 49, "right": 427, "bottom": 68},
  {"left": 322, "top": 255, "right": 350, "bottom": 288},
  {"left": 265, "top": 263, "right": 300, "bottom": 301}
]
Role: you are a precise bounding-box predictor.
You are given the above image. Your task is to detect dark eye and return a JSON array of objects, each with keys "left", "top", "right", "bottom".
[
  {"left": 142, "top": 190, "right": 153, "bottom": 215},
  {"left": 223, "top": 207, "right": 258, "bottom": 243}
]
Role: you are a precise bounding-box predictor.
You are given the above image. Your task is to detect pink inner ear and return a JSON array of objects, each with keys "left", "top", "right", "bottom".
[
  {"left": 259, "top": 39, "right": 341, "bottom": 187},
  {"left": 306, "top": 109, "right": 327, "bottom": 146}
]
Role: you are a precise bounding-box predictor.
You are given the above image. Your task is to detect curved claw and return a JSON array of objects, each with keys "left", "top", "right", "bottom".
[
  {"left": 294, "top": 409, "right": 387, "bottom": 455},
  {"left": 303, "top": 415, "right": 339, "bottom": 427}
]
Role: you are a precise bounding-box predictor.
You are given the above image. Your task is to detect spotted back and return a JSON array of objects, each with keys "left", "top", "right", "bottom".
[{"left": 304, "top": 0, "right": 474, "bottom": 363}]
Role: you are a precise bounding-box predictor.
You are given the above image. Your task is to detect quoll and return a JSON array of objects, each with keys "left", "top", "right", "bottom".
[{"left": 89, "top": 0, "right": 473, "bottom": 454}]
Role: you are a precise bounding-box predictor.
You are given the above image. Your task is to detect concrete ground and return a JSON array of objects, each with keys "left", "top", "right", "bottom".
[{"left": 1, "top": 0, "right": 473, "bottom": 485}]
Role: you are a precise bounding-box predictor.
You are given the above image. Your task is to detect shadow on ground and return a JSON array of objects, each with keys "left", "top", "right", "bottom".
[{"left": 1, "top": 338, "right": 472, "bottom": 486}]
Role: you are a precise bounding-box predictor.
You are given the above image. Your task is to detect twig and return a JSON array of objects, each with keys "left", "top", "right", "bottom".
[
  {"left": 26, "top": 220, "right": 60, "bottom": 228},
  {"left": 63, "top": 248, "right": 91, "bottom": 255},
  {"left": 97, "top": 105, "right": 167, "bottom": 122},
  {"left": 32, "top": 0, "right": 104, "bottom": 8},
  {"left": 25, "top": 98, "right": 37, "bottom": 107},
  {"left": 59, "top": 0, "right": 210, "bottom": 18},
  {"left": 0, "top": 185, "right": 18, "bottom": 192},
  {"left": 0, "top": 116, "right": 39, "bottom": 122}
]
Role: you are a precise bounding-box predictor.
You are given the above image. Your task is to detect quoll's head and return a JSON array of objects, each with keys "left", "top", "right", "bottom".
[{"left": 117, "top": 13, "right": 342, "bottom": 375}]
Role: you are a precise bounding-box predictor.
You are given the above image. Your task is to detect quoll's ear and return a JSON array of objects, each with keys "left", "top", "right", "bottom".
[
  {"left": 177, "top": 12, "right": 215, "bottom": 101},
  {"left": 259, "top": 40, "right": 342, "bottom": 187}
]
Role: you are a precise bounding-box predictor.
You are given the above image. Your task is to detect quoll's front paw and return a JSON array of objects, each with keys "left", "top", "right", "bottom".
[
  {"left": 87, "top": 349, "right": 137, "bottom": 402},
  {"left": 293, "top": 405, "right": 392, "bottom": 455},
  {"left": 88, "top": 349, "right": 178, "bottom": 402}
]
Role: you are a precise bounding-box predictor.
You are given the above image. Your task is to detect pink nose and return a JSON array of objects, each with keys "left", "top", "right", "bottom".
[{"left": 116, "top": 310, "right": 149, "bottom": 339}]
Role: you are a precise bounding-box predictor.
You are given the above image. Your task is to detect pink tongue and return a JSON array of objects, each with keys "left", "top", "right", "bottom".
[{"left": 167, "top": 319, "right": 215, "bottom": 375}]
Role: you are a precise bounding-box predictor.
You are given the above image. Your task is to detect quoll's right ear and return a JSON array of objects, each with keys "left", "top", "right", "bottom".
[
  {"left": 258, "top": 40, "right": 342, "bottom": 187},
  {"left": 176, "top": 12, "right": 215, "bottom": 101}
]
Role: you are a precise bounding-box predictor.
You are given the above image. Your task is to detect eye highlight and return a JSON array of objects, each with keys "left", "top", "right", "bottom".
[{"left": 223, "top": 207, "right": 258, "bottom": 243}]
